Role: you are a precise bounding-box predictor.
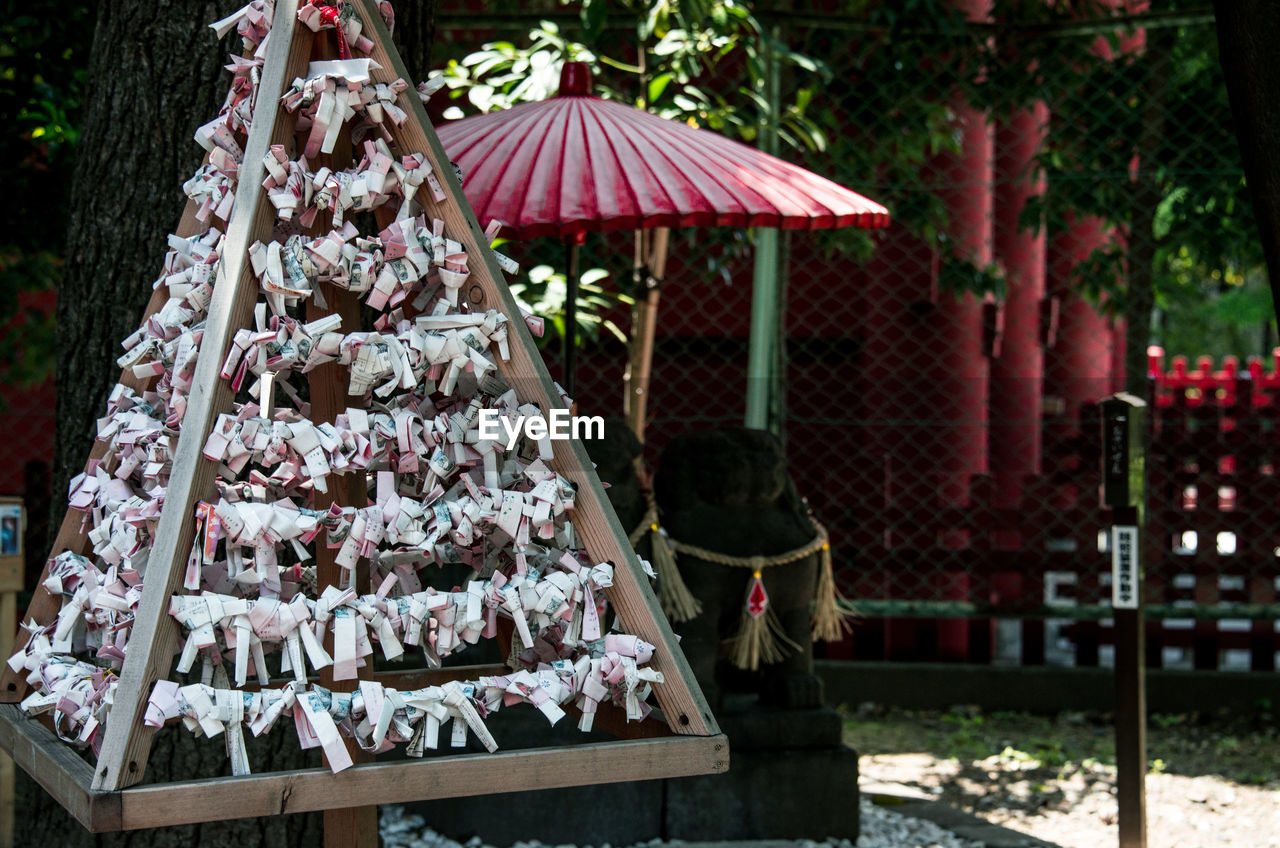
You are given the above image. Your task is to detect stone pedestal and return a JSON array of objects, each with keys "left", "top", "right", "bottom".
[{"left": 407, "top": 696, "right": 859, "bottom": 845}]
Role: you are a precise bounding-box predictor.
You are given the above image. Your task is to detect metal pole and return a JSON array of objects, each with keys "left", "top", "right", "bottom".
[
  {"left": 565, "top": 238, "right": 580, "bottom": 397},
  {"left": 745, "top": 232, "right": 780, "bottom": 430},
  {"left": 1102, "top": 393, "right": 1148, "bottom": 848},
  {"left": 744, "top": 24, "right": 782, "bottom": 432}
]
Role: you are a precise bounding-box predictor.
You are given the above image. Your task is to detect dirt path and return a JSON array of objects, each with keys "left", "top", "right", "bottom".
[{"left": 846, "top": 705, "right": 1280, "bottom": 848}]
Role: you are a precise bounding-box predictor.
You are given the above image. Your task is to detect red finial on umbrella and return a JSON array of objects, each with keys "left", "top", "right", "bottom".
[{"left": 557, "top": 62, "right": 593, "bottom": 97}]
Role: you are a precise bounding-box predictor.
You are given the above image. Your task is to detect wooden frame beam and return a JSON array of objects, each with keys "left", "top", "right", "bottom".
[
  {"left": 0, "top": 704, "right": 724, "bottom": 833},
  {"left": 91, "top": 0, "right": 310, "bottom": 792},
  {"left": 116, "top": 733, "right": 726, "bottom": 831},
  {"left": 0, "top": 706, "right": 117, "bottom": 831}
]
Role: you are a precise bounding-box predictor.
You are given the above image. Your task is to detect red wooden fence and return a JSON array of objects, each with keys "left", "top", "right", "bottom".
[{"left": 826, "top": 347, "right": 1280, "bottom": 672}]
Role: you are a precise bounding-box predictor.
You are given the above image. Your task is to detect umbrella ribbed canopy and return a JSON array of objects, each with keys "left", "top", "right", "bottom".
[{"left": 436, "top": 64, "right": 890, "bottom": 240}]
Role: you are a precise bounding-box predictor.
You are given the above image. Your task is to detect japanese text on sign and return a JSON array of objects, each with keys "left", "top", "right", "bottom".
[{"left": 1112, "top": 525, "right": 1139, "bottom": 609}]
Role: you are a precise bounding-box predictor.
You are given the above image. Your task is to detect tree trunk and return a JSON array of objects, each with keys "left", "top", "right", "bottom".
[
  {"left": 391, "top": 0, "right": 438, "bottom": 84},
  {"left": 1213, "top": 0, "right": 1280, "bottom": 330},
  {"left": 51, "top": 1, "right": 235, "bottom": 530},
  {"left": 36, "top": 1, "right": 437, "bottom": 844}
]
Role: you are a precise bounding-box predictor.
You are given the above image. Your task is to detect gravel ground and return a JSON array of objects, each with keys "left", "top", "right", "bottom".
[{"left": 380, "top": 802, "right": 984, "bottom": 848}]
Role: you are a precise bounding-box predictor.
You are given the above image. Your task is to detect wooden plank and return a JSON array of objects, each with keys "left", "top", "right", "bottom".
[
  {"left": 297, "top": 47, "right": 378, "bottom": 838},
  {"left": 117, "top": 733, "right": 727, "bottom": 831},
  {"left": 352, "top": 0, "right": 717, "bottom": 738},
  {"left": 372, "top": 664, "right": 513, "bottom": 690},
  {"left": 310, "top": 278, "right": 379, "bottom": 848},
  {"left": 0, "top": 591, "right": 13, "bottom": 847},
  {"left": 0, "top": 199, "right": 205, "bottom": 704},
  {"left": 91, "top": 2, "right": 310, "bottom": 792},
  {"left": 0, "top": 705, "right": 116, "bottom": 832}
]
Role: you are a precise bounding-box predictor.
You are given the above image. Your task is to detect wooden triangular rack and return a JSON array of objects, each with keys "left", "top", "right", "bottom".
[{"left": 0, "top": 0, "right": 724, "bottom": 832}]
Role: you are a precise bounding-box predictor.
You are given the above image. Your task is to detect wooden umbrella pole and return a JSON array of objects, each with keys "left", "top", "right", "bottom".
[
  {"left": 623, "top": 231, "right": 646, "bottom": 430},
  {"left": 625, "top": 228, "right": 669, "bottom": 444},
  {"left": 565, "top": 238, "right": 581, "bottom": 397}
]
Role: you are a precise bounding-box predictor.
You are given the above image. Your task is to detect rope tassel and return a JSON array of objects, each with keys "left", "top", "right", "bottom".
[
  {"left": 651, "top": 524, "right": 702, "bottom": 623},
  {"left": 811, "top": 538, "right": 856, "bottom": 643},
  {"left": 728, "top": 570, "right": 801, "bottom": 671},
  {"left": 631, "top": 505, "right": 702, "bottom": 623}
]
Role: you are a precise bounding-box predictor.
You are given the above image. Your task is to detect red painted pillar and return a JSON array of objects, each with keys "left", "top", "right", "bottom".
[
  {"left": 1044, "top": 2, "right": 1146, "bottom": 463},
  {"left": 1044, "top": 214, "right": 1117, "bottom": 463},
  {"left": 852, "top": 0, "right": 993, "bottom": 662},
  {"left": 928, "top": 0, "right": 994, "bottom": 660},
  {"left": 934, "top": 113, "right": 994, "bottom": 507},
  {"left": 988, "top": 103, "right": 1048, "bottom": 657},
  {"left": 990, "top": 104, "right": 1049, "bottom": 506}
]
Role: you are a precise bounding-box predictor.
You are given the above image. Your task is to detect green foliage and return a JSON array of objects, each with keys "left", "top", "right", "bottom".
[
  {"left": 1156, "top": 265, "right": 1274, "bottom": 359},
  {"left": 786, "top": 0, "right": 986, "bottom": 293},
  {"left": 435, "top": 2, "right": 829, "bottom": 153},
  {"left": 1006, "top": 2, "right": 1264, "bottom": 356},
  {"left": 438, "top": 21, "right": 596, "bottom": 117},
  {"left": 433, "top": 1, "right": 833, "bottom": 339},
  {"left": 0, "top": 5, "right": 93, "bottom": 385},
  {"left": 510, "top": 264, "right": 634, "bottom": 350}
]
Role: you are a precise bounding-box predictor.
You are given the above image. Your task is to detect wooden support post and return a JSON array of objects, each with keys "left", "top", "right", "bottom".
[
  {"left": 1102, "top": 393, "right": 1147, "bottom": 848},
  {"left": 0, "top": 496, "right": 22, "bottom": 848},
  {"left": 91, "top": 0, "right": 309, "bottom": 792},
  {"left": 307, "top": 277, "right": 380, "bottom": 848}
]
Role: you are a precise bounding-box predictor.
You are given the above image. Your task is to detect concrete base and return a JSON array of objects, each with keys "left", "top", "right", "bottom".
[
  {"left": 407, "top": 698, "right": 859, "bottom": 845},
  {"left": 667, "top": 744, "right": 859, "bottom": 842}
]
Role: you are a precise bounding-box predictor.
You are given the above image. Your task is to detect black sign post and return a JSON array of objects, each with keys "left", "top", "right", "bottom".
[{"left": 1101, "top": 393, "right": 1147, "bottom": 848}]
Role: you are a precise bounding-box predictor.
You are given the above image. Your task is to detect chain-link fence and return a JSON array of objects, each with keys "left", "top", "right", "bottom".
[
  {"left": 3, "top": 4, "right": 1272, "bottom": 672},
  {"left": 429, "top": 3, "right": 1280, "bottom": 672}
]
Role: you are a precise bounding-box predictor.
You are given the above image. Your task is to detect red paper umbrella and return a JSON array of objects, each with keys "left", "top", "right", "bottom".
[
  {"left": 437, "top": 64, "right": 889, "bottom": 240},
  {"left": 436, "top": 62, "right": 889, "bottom": 413}
]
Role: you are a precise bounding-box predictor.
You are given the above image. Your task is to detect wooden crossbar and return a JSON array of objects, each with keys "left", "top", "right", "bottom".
[
  {"left": 0, "top": 704, "right": 725, "bottom": 833},
  {"left": 115, "top": 734, "right": 725, "bottom": 830}
]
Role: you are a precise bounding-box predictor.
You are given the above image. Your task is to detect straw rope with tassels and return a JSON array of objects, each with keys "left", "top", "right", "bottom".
[
  {"left": 628, "top": 495, "right": 703, "bottom": 624},
  {"left": 631, "top": 504, "right": 855, "bottom": 671}
]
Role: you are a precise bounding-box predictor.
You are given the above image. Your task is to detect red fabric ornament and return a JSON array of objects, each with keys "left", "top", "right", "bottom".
[{"left": 746, "top": 570, "right": 769, "bottom": 619}]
